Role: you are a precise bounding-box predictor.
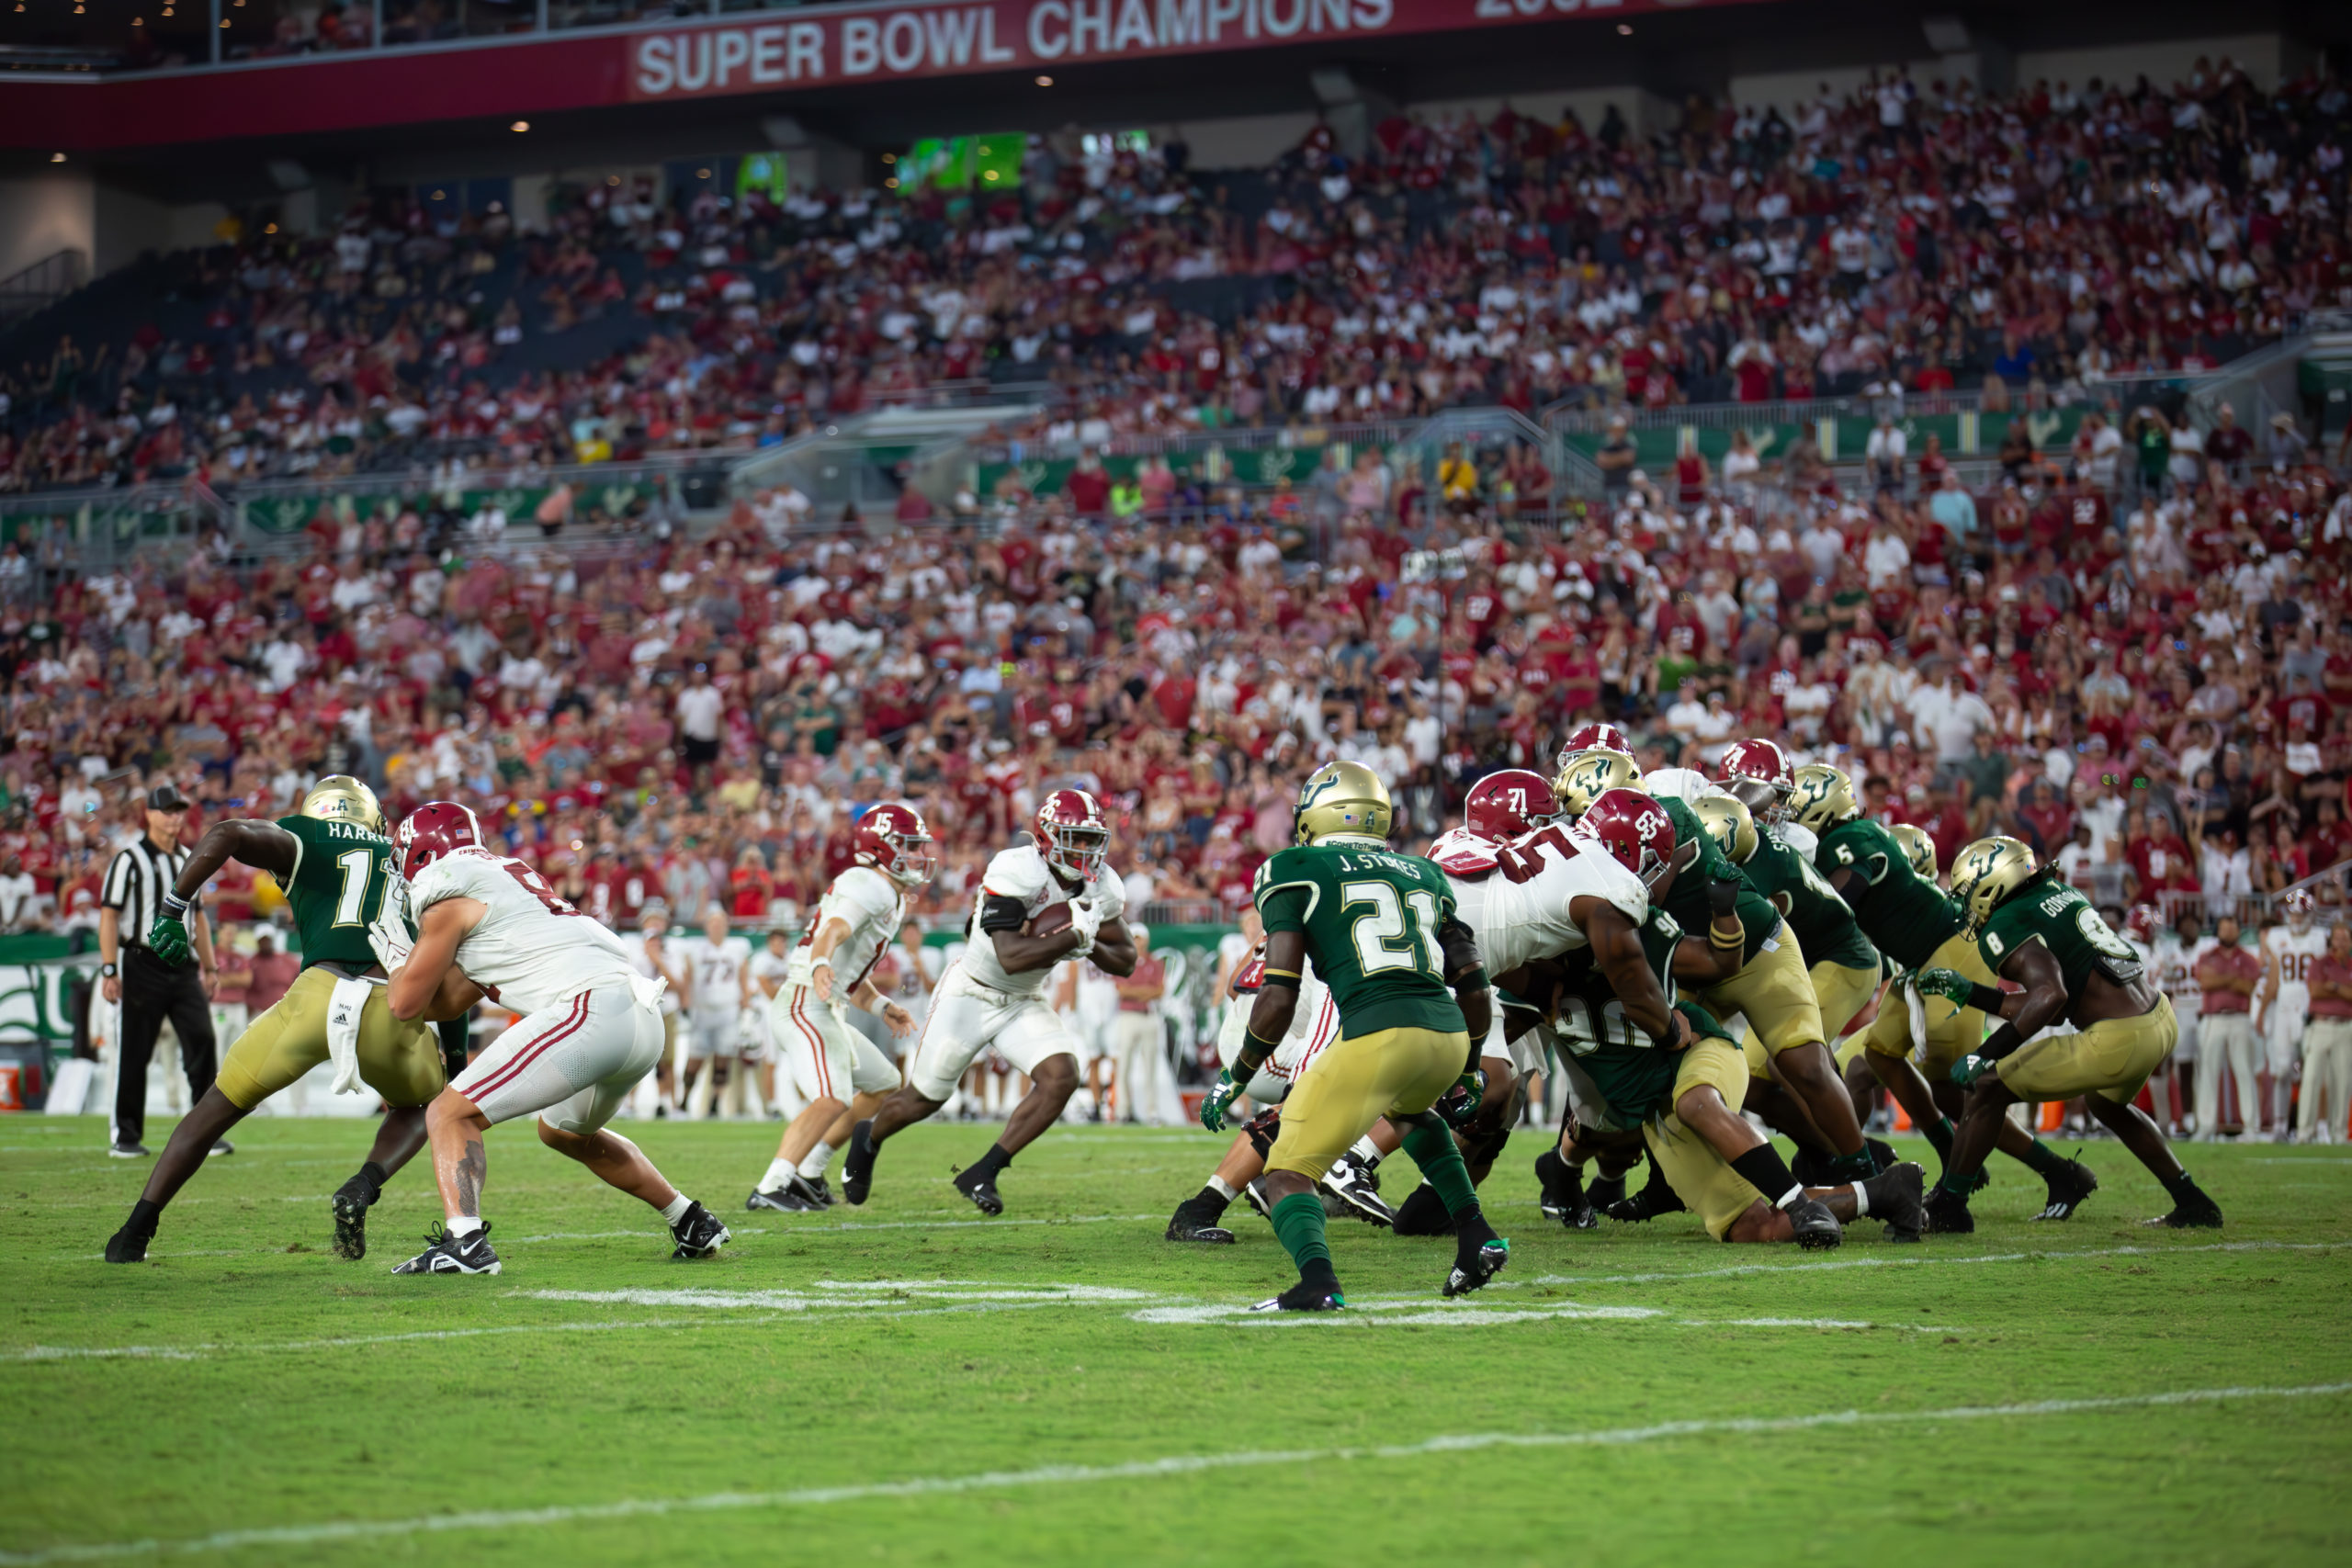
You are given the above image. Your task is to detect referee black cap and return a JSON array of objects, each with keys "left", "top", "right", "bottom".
[{"left": 145, "top": 783, "right": 191, "bottom": 812}]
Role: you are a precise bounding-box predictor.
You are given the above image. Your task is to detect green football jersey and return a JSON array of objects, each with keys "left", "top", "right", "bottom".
[
  {"left": 1656, "top": 795, "right": 1779, "bottom": 965},
  {"left": 1745, "top": 825, "right": 1879, "bottom": 971},
  {"left": 1814, "top": 818, "right": 1962, "bottom": 970},
  {"left": 1552, "top": 905, "right": 1732, "bottom": 1129},
  {"left": 1976, "top": 874, "right": 2141, "bottom": 999},
  {"left": 279, "top": 814, "right": 401, "bottom": 972},
  {"left": 1253, "top": 841, "right": 1466, "bottom": 1037}
]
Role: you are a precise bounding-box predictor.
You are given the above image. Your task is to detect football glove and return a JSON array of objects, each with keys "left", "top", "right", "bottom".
[
  {"left": 1068, "top": 897, "right": 1103, "bottom": 957},
  {"left": 1914, "top": 967, "right": 1977, "bottom": 1006},
  {"left": 146, "top": 913, "right": 192, "bottom": 967},
  {"left": 1435, "top": 1069, "right": 1486, "bottom": 1128},
  {"left": 1200, "top": 1068, "right": 1245, "bottom": 1133},
  {"left": 1706, "top": 870, "right": 1743, "bottom": 919},
  {"left": 1950, "top": 1052, "right": 1998, "bottom": 1088}
]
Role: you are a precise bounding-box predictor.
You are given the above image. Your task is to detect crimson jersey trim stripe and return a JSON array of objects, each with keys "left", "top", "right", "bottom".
[{"left": 466, "top": 991, "right": 591, "bottom": 1101}]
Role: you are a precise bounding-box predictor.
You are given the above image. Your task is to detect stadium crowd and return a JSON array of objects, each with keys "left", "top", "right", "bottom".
[{"left": 5, "top": 58, "right": 2351, "bottom": 493}]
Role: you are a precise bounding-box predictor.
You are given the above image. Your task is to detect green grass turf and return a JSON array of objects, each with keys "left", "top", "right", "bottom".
[{"left": 3, "top": 1113, "right": 2349, "bottom": 1567}]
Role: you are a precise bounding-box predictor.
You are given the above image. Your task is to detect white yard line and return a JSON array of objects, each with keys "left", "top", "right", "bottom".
[
  {"left": 1509, "top": 1237, "right": 2352, "bottom": 1291},
  {"left": 2, "top": 1382, "right": 2344, "bottom": 1564},
  {"left": 0, "top": 1316, "right": 786, "bottom": 1364}
]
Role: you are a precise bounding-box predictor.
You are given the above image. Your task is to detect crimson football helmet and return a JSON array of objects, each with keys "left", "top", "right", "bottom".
[
  {"left": 2123, "top": 904, "right": 2160, "bottom": 946},
  {"left": 1576, "top": 787, "right": 1677, "bottom": 889},
  {"left": 854, "top": 802, "right": 936, "bottom": 886},
  {"left": 1555, "top": 721, "right": 1632, "bottom": 772},
  {"left": 1035, "top": 788, "right": 1111, "bottom": 881},
  {"left": 1464, "top": 769, "right": 1562, "bottom": 842},
  {"left": 1714, "top": 738, "right": 1796, "bottom": 819},
  {"left": 2284, "top": 887, "right": 2315, "bottom": 930},
  {"left": 393, "top": 800, "right": 484, "bottom": 881}
]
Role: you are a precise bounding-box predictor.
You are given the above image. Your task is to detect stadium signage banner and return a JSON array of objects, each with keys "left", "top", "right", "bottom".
[{"left": 626, "top": 0, "right": 1674, "bottom": 101}]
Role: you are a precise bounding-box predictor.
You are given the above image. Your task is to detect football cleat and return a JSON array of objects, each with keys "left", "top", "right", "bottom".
[
  {"left": 103, "top": 1223, "right": 152, "bottom": 1264},
  {"left": 840, "top": 1120, "right": 878, "bottom": 1206},
  {"left": 1865, "top": 1161, "right": 1926, "bottom": 1244},
  {"left": 1866, "top": 1137, "right": 1899, "bottom": 1173},
  {"left": 1922, "top": 1186, "right": 1975, "bottom": 1235},
  {"left": 2143, "top": 1182, "right": 2224, "bottom": 1229},
  {"left": 952, "top": 1166, "right": 1004, "bottom": 1217},
  {"left": 670, "top": 1201, "right": 730, "bottom": 1259},
  {"left": 1443, "top": 1237, "right": 1510, "bottom": 1297},
  {"left": 1786, "top": 1195, "right": 1843, "bottom": 1249},
  {"left": 1165, "top": 1198, "right": 1237, "bottom": 1245},
  {"left": 1251, "top": 1280, "right": 1346, "bottom": 1312},
  {"left": 1388, "top": 1182, "right": 1457, "bottom": 1235},
  {"left": 1534, "top": 1147, "right": 1597, "bottom": 1229},
  {"left": 1319, "top": 1154, "right": 1395, "bottom": 1226},
  {"left": 2032, "top": 1154, "right": 2098, "bottom": 1221},
  {"left": 331, "top": 1171, "right": 379, "bottom": 1261},
  {"left": 745, "top": 1186, "right": 813, "bottom": 1213},
  {"left": 1605, "top": 1166, "right": 1687, "bottom": 1224},
  {"left": 1241, "top": 1178, "right": 1276, "bottom": 1221},
  {"left": 802, "top": 1175, "right": 835, "bottom": 1208},
  {"left": 107, "top": 1143, "right": 150, "bottom": 1159},
  {"left": 208, "top": 1140, "right": 234, "bottom": 1158},
  {"left": 391, "top": 1222, "right": 501, "bottom": 1275}
]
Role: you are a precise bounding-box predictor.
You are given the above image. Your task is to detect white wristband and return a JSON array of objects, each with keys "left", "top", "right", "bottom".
[{"left": 810, "top": 955, "right": 834, "bottom": 974}]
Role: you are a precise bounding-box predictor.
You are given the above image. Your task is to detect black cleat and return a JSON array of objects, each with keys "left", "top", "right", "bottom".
[
  {"left": 1387, "top": 1181, "right": 1457, "bottom": 1236},
  {"left": 952, "top": 1166, "right": 1003, "bottom": 1217},
  {"left": 107, "top": 1143, "right": 150, "bottom": 1160},
  {"left": 104, "top": 1224, "right": 152, "bottom": 1264},
  {"left": 1866, "top": 1137, "right": 1898, "bottom": 1173},
  {"left": 1250, "top": 1280, "right": 1346, "bottom": 1312},
  {"left": 745, "top": 1185, "right": 813, "bottom": 1213},
  {"left": 2034, "top": 1156, "right": 2099, "bottom": 1222},
  {"left": 1443, "top": 1236, "right": 1510, "bottom": 1297},
  {"left": 2144, "top": 1182, "right": 2224, "bottom": 1229},
  {"left": 1587, "top": 1171, "right": 1627, "bottom": 1211},
  {"left": 1605, "top": 1168, "right": 1687, "bottom": 1224},
  {"left": 391, "top": 1222, "right": 501, "bottom": 1275},
  {"left": 1865, "top": 1160, "right": 1926, "bottom": 1244},
  {"left": 207, "top": 1140, "right": 234, "bottom": 1158},
  {"left": 331, "top": 1172, "right": 380, "bottom": 1261},
  {"left": 1786, "top": 1195, "right": 1843, "bottom": 1249},
  {"left": 1534, "top": 1148, "right": 1597, "bottom": 1229},
  {"left": 840, "top": 1120, "right": 877, "bottom": 1206},
  {"left": 1319, "top": 1154, "right": 1396, "bottom": 1226},
  {"left": 1165, "top": 1198, "right": 1236, "bottom": 1244},
  {"left": 670, "top": 1201, "right": 730, "bottom": 1259},
  {"left": 1922, "top": 1185, "right": 1974, "bottom": 1235},
  {"left": 1241, "top": 1179, "right": 1275, "bottom": 1221},
  {"left": 1789, "top": 1146, "right": 1831, "bottom": 1187},
  {"left": 803, "top": 1175, "right": 835, "bottom": 1209}
]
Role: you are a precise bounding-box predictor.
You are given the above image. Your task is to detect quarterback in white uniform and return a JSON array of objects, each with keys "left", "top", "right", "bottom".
[
  {"left": 747, "top": 805, "right": 933, "bottom": 1213},
  {"left": 2258, "top": 889, "right": 2326, "bottom": 1137},
  {"left": 842, "top": 790, "right": 1137, "bottom": 1216},
  {"left": 383, "top": 802, "right": 729, "bottom": 1275}
]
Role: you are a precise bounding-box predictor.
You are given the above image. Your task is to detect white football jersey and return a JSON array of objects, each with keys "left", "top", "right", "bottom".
[
  {"left": 2262, "top": 924, "right": 2327, "bottom": 1002},
  {"left": 1640, "top": 767, "right": 1727, "bottom": 804},
  {"left": 409, "top": 847, "right": 638, "bottom": 1017},
  {"left": 748, "top": 945, "right": 793, "bottom": 1001},
  {"left": 1445, "top": 824, "right": 1648, "bottom": 976},
  {"left": 2148, "top": 932, "right": 2200, "bottom": 1018},
  {"left": 674, "top": 932, "right": 751, "bottom": 1017},
  {"left": 787, "top": 864, "right": 906, "bottom": 990},
  {"left": 1217, "top": 953, "right": 1337, "bottom": 1080},
  {"left": 622, "top": 931, "right": 680, "bottom": 1016},
  {"left": 1774, "top": 821, "right": 1819, "bottom": 860},
  {"left": 963, "top": 841, "right": 1126, "bottom": 997}
]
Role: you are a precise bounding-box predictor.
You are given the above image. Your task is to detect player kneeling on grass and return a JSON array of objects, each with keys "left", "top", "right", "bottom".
[
  {"left": 383, "top": 802, "right": 729, "bottom": 1275},
  {"left": 106, "top": 777, "right": 467, "bottom": 1265},
  {"left": 1199, "top": 762, "right": 1505, "bottom": 1312},
  {"left": 749, "top": 805, "right": 932, "bottom": 1213},
  {"left": 1917, "top": 838, "right": 2222, "bottom": 1234}
]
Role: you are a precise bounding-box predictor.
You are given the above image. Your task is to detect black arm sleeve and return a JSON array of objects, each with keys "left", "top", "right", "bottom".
[
  {"left": 978, "top": 895, "right": 1029, "bottom": 935},
  {"left": 1437, "top": 913, "right": 1483, "bottom": 982}
]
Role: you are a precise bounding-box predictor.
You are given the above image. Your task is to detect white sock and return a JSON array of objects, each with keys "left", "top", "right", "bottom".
[
  {"left": 798, "top": 1140, "right": 836, "bottom": 1179},
  {"left": 446, "top": 1215, "right": 482, "bottom": 1238},
  {"left": 1348, "top": 1135, "right": 1383, "bottom": 1166},
  {"left": 660, "top": 1193, "right": 693, "bottom": 1225},
  {"left": 1773, "top": 1184, "right": 1804, "bottom": 1210},
  {"left": 1207, "top": 1175, "right": 1239, "bottom": 1201},
  {"left": 762, "top": 1157, "right": 796, "bottom": 1192},
  {"left": 1849, "top": 1180, "right": 1870, "bottom": 1217}
]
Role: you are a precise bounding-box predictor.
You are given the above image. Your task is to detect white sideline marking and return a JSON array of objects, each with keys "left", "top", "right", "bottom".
[
  {"left": 518, "top": 1282, "right": 1164, "bottom": 1311},
  {"left": 1514, "top": 1237, "right": 2352, "bottom": 1291},
  {"left": 3, "top": 1382, "right": 2344, "bottom": 1563},
  {"left": 0, "top": 1316, "right": 783, "bottom": 1365}
]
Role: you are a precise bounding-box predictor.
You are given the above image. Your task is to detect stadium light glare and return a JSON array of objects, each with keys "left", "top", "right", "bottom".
[
  {"left": 1035, "top": 74, "right": 1052, "bottom": 86},
  {"left": 511, "top": 120, "right": 529, "bottom": 133},
  {"left": 50, "top": 152, "right": 64, "bottom": 163},
  {"left": 1616, "top": 22, "right": 1632, "bottom": 33}
]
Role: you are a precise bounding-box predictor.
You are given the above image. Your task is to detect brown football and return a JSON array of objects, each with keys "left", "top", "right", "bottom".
[{"left": 1027, "top": 901, "right": 1075, "bottom": 937}]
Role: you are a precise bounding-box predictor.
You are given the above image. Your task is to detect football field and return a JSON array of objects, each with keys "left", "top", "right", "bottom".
[{"left": 4, "top": 1115, "right": 2349, "bottom": 1567}]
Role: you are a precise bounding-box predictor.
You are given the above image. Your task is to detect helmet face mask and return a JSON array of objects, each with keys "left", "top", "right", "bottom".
[
  {"left": 1035, "top": 789, "right": 1111, "bottom": 881},
  {"left": 1948, "top": 836, "right": 2041, "bottom": 935},
  {"left": 1714, "top": 739, "right": 1794, "bottom": 821},
  {"left": 302, "top": 774, "right": 385, "bottom": 835},
  {"left": 856, "top": 803, "right": 936, "bottom": 886},
  {"left": 1577, "top": 787, "right": 1678, "bottom": 889},
  {"left": 1552, "top": 750, "right": 1644, "bottom": 819},
  {"left": 1295, "top": 761, "right": 1395, "bottom": 846},
  {"left": 1788, "top": 764, "right": 1860, "bottom": 833}
]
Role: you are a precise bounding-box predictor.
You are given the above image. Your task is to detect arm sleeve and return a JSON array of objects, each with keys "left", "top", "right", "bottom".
[
  {"left": 1437, "top": 912, "right": 1483, "bottom": 978},
  {"left": 978, "top": 895, "right": 1029, "bottom": 935}
]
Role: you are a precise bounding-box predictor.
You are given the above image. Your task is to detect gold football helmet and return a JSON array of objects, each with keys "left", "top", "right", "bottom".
[
  {"left": 1949, "top": 836, "right": 2040, "bottom": 934},
  {"left": 1787, "top": 764, "right": 1860, "bottom": 833},
  {"left": 1294, "top": 761, "right": 1394, "bottom": 846},
  {"left": 301, "top": 774, "right": 385, "bottom": 834},
  {"left": 1889, "top": 821, "right": 1939, "bottom": 883},
  {"left": 1689, "top": 794, "right": 1758, "bottom": 865},
  {"left": 1552, "top": 750, "right": 1645, "bottom": 818}
]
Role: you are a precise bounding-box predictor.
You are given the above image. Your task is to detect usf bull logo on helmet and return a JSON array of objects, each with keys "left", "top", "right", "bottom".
[
  {"left": 301, "top": 774, "right": 385, "bottom": 835},
  {"left": 1890, "top": 821, "right": 1939, "bottom": 882},
  {"left": 1294, "top": 761, "right": 1394, "bottom": 845},
  {"left": 1690, "top": 794, "right": 1758, "bottom": 865},
  {"left": 1787, "top": 764, "right": 1860, "bottom": 833},
  {"left": 1949, "top": 836, "right": 2041, "bottom": 935},
  {"left": 1552, "top": 750, "right": 1644, "bottom": 818}
]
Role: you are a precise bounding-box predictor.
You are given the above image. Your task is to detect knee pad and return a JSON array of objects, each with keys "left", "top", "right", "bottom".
[{"left": 1243, "top": 1106, "right": 1283, "bottom": 1161}]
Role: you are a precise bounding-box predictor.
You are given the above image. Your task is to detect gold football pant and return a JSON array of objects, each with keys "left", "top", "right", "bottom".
[
  {"left": 1640, "top": 1036, "right": 1758, "bottom": 1240},
  {"left": 1266, "top": 1025, "right": 1468, "bottom": 1183},
  {"left": 215, "top": 967, "right": 446, "bottom": 1111},
  {"left": 1998, "top": 997, "right": 2178, "bottom": 1105},
  {"left": 1860, "top": 933, "right": 2000, "bottom": 1078}
]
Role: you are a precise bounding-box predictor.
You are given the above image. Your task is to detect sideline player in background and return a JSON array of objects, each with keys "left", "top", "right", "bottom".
[
  {"left": 2193, "top": 914, "right": 2262, "bottom": 1139},
  {"left": 2298, "top": 923, "right": 2352, "bottom": 1143},
  {"left": 675, "top": 908, "right": 751, "bottom": 1117},
  {"left": 624, "top": 905, "right": 684, "bottom": 1115},
  {"left": 1107, "top": 925, "right": 1169, "bottom": 1123},
  {"left": 1199, "top": 761, "right": 1502, "bottom": 1311},
  {"left": 105, "top": 778, "right": 458, "bottom": 1264},
  {"left": 383, "top": 802, "right": 729, "bottom": 1275},
  {"left": 747, "top": 805, "right": 931, "bottom": 1212},
  {"left": 2257, "top": 889, "right": 2325, "bottom": 1141},
  {"left": 842, "top": 791, "right": 1136, "bottom": 1215}
]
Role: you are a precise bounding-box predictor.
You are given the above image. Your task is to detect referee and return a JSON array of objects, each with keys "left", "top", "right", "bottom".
[{"left": 98, "top": 784, "right": 224, "bottom": 1159}]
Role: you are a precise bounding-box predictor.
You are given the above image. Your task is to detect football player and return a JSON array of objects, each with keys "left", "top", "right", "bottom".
[
  {"left": 1198, "top": 762, "right": 1502, "bottom": 1310},
  {"left": 2256, "top": 888, "right": 2326, "bottom": 1141},
  {"left": 1555, "top": 721, "right": 1632, "bottom": 773},
  {"left": 748, "top": 805, "right": 932, "bottom": 1213},
  {"left": 383, "top": 802, "right": 729, "bottom": 1274},
  {"left": 1918, "top": 838, "right": 2222, "bottom": 1231},
  {"left": 106, "top": 778, "right": 461, "bottom": 1265},
  {"left": 841, "top": 791, "right": 1136, "bottom": 1216},
  {"left": 1789, "top": 764, "right": 2097, "bottom": 1214},
  {"left": 675, "top": 908, "right": 753, "bottom": 1118}
]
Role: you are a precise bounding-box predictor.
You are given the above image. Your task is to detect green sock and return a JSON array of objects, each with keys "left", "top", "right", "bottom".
[
  {"left": 1936, "top": 1168, "right": 1976, "bottom": 1199},
  {"left": 1827, "top": 1149, "right": 1876, "bottom": 1180},
  {"left": 1921, "top": 1116, "right": 1955, "bottom": 1160},
  {"left": 1270, "top": 1191, "right": 1338, "bottom": 1291},
  {"left": 1400, "top": 1121, "right": 1481, "bottom": 1218},
  {"left": 2017, "top": 1137, "right": 2064, "bottom": 1175}
]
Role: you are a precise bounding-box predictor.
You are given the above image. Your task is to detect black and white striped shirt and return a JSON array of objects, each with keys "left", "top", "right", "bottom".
[{"left": 101, "top": 836, "right": 198, "bottom": 953}]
